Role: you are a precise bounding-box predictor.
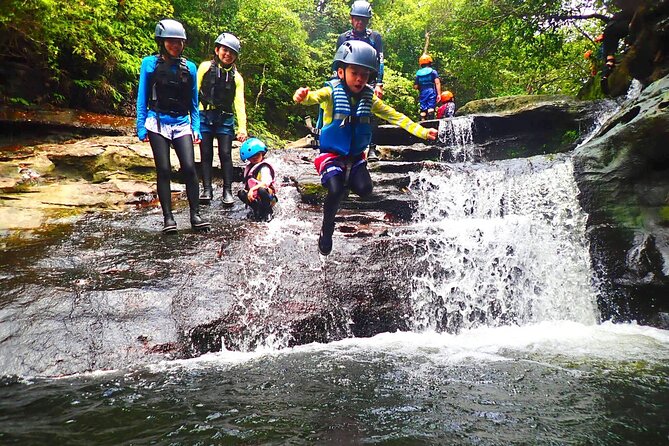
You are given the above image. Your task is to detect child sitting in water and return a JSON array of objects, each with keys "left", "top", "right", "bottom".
[
  {"left": 237, "top": 137, "right": 277, "bottom": 222},
  {"left": 293, "top": 40, "right": 437, "bottom": 255}
]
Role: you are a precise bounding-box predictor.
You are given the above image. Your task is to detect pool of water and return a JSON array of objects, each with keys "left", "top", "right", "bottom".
[{"left": 1, "top": 322, "right": 668, "bottom": 445}]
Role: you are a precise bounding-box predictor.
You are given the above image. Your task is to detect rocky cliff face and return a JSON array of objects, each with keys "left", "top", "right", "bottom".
[{"left": 573, "top": 74, "right": 669, "bottom": 326}]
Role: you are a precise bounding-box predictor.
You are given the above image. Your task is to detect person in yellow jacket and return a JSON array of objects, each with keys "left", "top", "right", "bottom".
[
  {"left": 293, "top": 41, "right": 437, "bottom": 256},
  {"left": 197, "top": 32, "right": 247, "bottom": 205}
]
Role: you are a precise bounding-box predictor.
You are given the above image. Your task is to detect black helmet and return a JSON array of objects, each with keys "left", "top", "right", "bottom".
[
  {"left": 155, "top": 19, "right": 187, "bottom": 40},
  {"left": 333, "top": 40, "right": 378, "bottom": 75},
  {"left": 215, "top": 33, "right": 241, "bottom": 55},
  {"left": 350, "top": 1, "right": 372, "bottom": 18}
]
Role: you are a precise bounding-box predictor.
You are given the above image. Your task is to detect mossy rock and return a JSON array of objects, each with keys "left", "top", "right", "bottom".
[
  {"left": 457, "top": 94, "right": 577, "bottom": 115},
  {"left": 297, "top": 181, "right": 327, "bottom": 205}
]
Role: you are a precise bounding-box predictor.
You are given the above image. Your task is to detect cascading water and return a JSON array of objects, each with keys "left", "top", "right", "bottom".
[
  {"left": 437, "top": 116, "right": 478, "bottom": 161},
  {"left": 217, "top": 157, "right": 353, "bottom": 351},
  {"left": 407, "top": 155, "right": 600, "bottom": 332}
]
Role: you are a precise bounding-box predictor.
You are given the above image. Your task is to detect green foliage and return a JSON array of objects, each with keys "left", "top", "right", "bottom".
[
  {"left": 0, "top": 0, "right": 173, "bottom": 110},
  {"left": 382, "top": 68, "right": 420, "bottom": 119},
  {"left": 1, "top": 0, "right": 622, "bottom": 136}
]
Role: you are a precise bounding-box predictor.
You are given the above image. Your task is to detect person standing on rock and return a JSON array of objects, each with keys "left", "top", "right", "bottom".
[
  {"left": 197, "top": 32, "right": 248, "bottom": 205},
  {"left": 293, "top": 41, "right": 438, "bottom": 256},
  {"left": 414, "top": 53, "right": 441, "bottom": 121},
  {"left": 136, "top": 19, "right": 210, "bottom": 233},
  {"left": 335, "top": 0, "right": 384, "bottom": 161}
]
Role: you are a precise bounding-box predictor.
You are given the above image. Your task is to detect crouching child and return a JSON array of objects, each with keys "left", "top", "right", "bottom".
[{"left": 237, "top": 138, "right": 277, "bottom": 222}]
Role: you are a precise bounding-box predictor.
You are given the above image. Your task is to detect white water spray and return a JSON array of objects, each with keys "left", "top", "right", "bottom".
[
  {"left": 407, "top": 155, "right": 600, "bottom": 332},
  {"left": 438, "top": 116, "right": 478, "bottom": 161}
]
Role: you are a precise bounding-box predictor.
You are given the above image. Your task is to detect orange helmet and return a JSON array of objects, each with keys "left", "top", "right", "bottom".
[
  {"left": 440, "top": 91, "right": 453, "bottom": 102},
  {"left": 419, "top": 54, "right": 433, "bottom": 65},
  {"left": 584, "top": 49, "right": 593, "bottom": 59},
  {"left": 594, "top": 34, "right": 604, "bottom": 43}
]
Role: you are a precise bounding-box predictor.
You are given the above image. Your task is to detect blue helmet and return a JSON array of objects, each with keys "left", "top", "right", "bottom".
[{"left": 240, "top": 138, "right": 267, "bottom": 161}]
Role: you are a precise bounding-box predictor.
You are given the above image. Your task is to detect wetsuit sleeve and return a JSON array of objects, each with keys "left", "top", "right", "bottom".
[
  {"left": 371, "top": 96, "right": 429, "bottom": 139},
  {"left": 300, "top": 86, "right": 332, "bottom": 106},
  {"left": 234, "top": 70, "right": 247, "bottom": 135},
  {"left": 136, "top": 56, "right": 153, "bottom": 141},
  {"left": 196, "top": 61, "right": 210, "bottom": 111},
  {"left": 374, "top": 32, "right": 384, "bottom": 84},
  {"left": 187, "top": 61, "right": 201, "bottom": 139}
]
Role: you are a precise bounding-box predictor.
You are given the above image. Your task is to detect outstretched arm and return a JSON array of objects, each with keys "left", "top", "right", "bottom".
[{"left": 372, "top": 97, "right": 437, "bottom": 140}]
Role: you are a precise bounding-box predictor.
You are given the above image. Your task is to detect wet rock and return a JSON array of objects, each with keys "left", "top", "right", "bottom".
[
  {"left": 0, "top": 106, "right": 135, "bottom": 136},
  {"left": 374, "top": 98, "right": 609, "bottom": 162},
  {"left": 573, "top": 73, "right": 669, "bottom": 324}
]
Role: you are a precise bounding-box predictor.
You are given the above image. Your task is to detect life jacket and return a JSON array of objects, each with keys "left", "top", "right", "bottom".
[
  {"left": 319, "top": 79, "right": 374, "bottom": 157},
  {"left": 243, "top": 161, "right": 276, "bottom": 198},
  {"left": 415, "top": 67, "right": 436, "bottom": 90},
  {"left": 199, "top": 60, "right": 236, "bottom": 114},
  {"left": 343, "top": 29, "right": 377, "bottom": 49},
  {"left": 148, "top": 57, "right": 192, "bottom": 116}
]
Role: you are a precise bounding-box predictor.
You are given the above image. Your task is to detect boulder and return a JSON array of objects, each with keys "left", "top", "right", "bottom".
[{"left": 573, "top": 74, "right": 669, "bottom": 323}]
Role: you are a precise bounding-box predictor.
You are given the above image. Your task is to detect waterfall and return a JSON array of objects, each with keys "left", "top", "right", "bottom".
[
  {"left": 407, "top": 155, "right": 600, "bottom": 333},
  {"left": 438, "top": 116, "right": 478, "bottom": 162}
]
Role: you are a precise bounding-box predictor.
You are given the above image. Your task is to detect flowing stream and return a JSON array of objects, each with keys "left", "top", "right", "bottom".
[{"left": 1, "top": 115, "right": 668, "bottom": 444}]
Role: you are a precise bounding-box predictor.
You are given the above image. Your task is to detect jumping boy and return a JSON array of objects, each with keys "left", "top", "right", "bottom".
[{"left": 293, "top": 40, "right": 438, "bottom": 255}]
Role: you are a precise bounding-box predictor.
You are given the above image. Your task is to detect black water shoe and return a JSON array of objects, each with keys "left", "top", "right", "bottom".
[
  {"left": 162, "top": 216, "right": 177, "bottom": 234},
  {"left": 367, "top": 146, "right": 379, "bottom": 162},
  {"left": 190, "top": 213, "right": 211, "bottom": 232},
  {"left": 222, "top": 188, "right": 234, "bottom": 207},
  {"left": 200, "top": 187, "right": 213, "bottom": 203},
  {"left": 318, "top": 230, "right": 332, "bottom": 256}
]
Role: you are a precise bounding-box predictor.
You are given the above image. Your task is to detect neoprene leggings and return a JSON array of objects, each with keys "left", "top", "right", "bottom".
[
  {"left": 148, "top": 132, "right": 199, "bottom": 216},
  {"left": 200, "top": 133, "right": 233, "bottom": 188},
  {"left": 322, "top": 164, "right": 373, "bottom": 236},
  {"left": 238, "top": 187, "right": 274, "bottom": 218}
]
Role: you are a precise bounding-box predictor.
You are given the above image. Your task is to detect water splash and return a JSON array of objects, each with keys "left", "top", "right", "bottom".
[
  {"left": 407, "top": 155, "right": 600, "bottom": 332},
  {"left": 438, "top": 116, "right": 479, "bottom": 162},
  {"left": 625, "top": 79, "right": 644, "bottom": 102}
]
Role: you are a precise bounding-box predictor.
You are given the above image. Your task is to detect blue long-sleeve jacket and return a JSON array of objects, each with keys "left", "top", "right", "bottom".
[{"left": 136, "top": 54, "right": 200, "bottom": 141}]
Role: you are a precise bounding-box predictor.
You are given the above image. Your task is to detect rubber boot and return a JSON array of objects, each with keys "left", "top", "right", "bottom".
[
  {"left": 162, "top": 213, "right": 177, "bottom": 234},
  {"left": 367, "top": 144, "right": 379, "bottom": 162},
  {"left": 318, "top": 224, "right": 334, "bottom": 256},
  {"left": 222, "top": 187, "right": 234, "bottom": 206},
  {"left": 200, "top": 183, "right": 213, "bottom": 203},
  {"left": 190, "top": 204, "right": 210, "bottom": 231}
]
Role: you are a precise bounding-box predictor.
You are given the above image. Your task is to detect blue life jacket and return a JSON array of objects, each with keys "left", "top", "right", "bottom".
[
  {"left": 319, "top": 79, "right": 374, "bottom": 156},
  {"left": 415, "top": 67, "right": 436, "bottom": 90}
]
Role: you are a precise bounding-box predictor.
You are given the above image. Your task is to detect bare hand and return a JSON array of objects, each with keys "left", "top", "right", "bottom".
[
  {"left": 237, "top": 133, "right": 248, "bottom": 142},
  {"left": 374, "top": 84, "right": 384, "bottom": 99},
  {"left": 426, "top": 128, "right": 438, "bottom": 140},
  {"left": 247, "top": 190, "right": 255, "bottom": 202},
  {"left": 293, "top": 87, "right": 309, "bottom": 103}
]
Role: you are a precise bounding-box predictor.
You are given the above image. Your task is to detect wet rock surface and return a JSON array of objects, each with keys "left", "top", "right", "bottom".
[
  {"left": 375, "top": 97, "right": 611, "bottom": 161},
  {"left": 1, "top": 84, "right": 668, "bottom": 376},
  {"left": 573, "top": 74, "right": 669, "bottom": 324}
]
